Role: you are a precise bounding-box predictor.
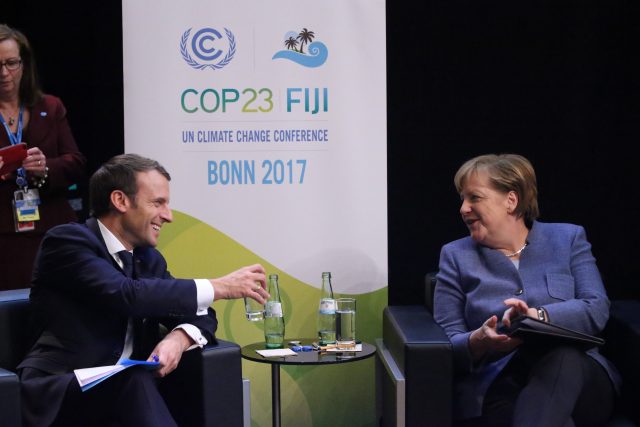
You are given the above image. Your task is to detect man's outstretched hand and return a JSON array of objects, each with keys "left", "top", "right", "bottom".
[{"left": 210, "top": 263, "right": 269, "bottom": 304}]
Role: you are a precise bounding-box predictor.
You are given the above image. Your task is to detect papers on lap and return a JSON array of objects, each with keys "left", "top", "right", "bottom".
[
  {"left": 498, "top": 315, "right": 604, "bottom": 350},
  {"left": 73, "top": 359, "right": 160, "bottom": 391}
]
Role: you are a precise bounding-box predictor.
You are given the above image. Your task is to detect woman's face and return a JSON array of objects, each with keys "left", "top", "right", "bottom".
[
  {"left": 459, "top": 170, "right": 515, "bottom": 247},
  {"left": 0, "top": 38, "right": 23, "bottom": 99}
]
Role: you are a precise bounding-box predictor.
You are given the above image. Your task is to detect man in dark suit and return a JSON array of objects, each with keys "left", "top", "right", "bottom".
[{"left": 17, "top": 153, "right": 269, "bottom": 427}]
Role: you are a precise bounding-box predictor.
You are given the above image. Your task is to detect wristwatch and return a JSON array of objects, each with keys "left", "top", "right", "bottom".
[{"left": 537, "top": 307, "right": 547, "bottom": 322}]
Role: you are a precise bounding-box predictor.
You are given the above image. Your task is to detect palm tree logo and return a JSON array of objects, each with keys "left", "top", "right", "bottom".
[
  {"left": 274, "top": 28, "right": 328, "bottom": 68},
  {"left": 284, "top": 36, "right": 299, "bottom": 52},
  {"left": 296, "top": 28, "right": 315, "bottom": 54}
]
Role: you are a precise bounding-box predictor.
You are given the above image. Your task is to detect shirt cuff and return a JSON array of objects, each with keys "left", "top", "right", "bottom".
[
  {"left": 194, "top": 279, "right": 214, "bottom": 315},
  {"left": 174, "top": 323, "right": 208, "bottom": 350}
]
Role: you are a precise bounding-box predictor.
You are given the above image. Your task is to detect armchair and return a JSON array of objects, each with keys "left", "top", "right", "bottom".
[
  {"left": 0, "top": 288, "right": 247, "bottom": 427},
  {"left": 378, "top": 274, "right": 640, "bottom": 427}
]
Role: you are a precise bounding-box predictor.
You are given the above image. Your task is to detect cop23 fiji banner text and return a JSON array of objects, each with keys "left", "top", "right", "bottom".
[{"left": 123, "top": 1, "right": 386, "bottom": 425}]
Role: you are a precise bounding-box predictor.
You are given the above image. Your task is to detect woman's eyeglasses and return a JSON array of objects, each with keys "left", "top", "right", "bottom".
[{"left": 0, "top": 58, "right": 22, "bottom": 72}]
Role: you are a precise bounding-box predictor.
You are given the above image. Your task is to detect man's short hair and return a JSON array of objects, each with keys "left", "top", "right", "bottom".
[{"left": 89, "top": 154, "right": 171, "bottom": 217}]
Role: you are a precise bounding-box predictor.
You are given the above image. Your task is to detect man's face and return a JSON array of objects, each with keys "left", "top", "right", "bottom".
[{"left": 120, "top": 170, "right": 173, "bottom": 249}]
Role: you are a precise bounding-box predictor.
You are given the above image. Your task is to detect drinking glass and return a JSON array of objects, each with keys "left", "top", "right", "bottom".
[
  {"left": 335, "top": 298, "right": 356, "bottom": 349},
  {"left": 244, "top": 297, "right": 264, "bottom": 321}
]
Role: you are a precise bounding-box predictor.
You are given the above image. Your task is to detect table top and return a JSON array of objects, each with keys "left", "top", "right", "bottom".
[{"left": 241, "top": 338, "right": 376, "bottom": 366}]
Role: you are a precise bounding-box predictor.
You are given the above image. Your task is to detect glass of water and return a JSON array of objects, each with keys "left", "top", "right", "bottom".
[
  {"left": 336, "top": 298, "right": 356, "bottom": 349},
  {"left": 244, "top": 297, "right": 264, "bottom": 321}
]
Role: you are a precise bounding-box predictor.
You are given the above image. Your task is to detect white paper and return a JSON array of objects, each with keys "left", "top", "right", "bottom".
[
  {"left": 73, "top": 359, "right": 160, "bottom": 391},
  {"left": 74, "top": 365, "right": 127, "bottom": 387},
  {"left": 255, "top": 348, "right": 298, "bottom": 357},
  {"left": 325, "top": 344, "right": 362, "bottom": 352}
]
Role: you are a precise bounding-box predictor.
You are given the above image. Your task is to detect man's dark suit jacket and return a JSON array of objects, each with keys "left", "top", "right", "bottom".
[{"left": 17, "top": 217, "right": 217, "bottom": 424}]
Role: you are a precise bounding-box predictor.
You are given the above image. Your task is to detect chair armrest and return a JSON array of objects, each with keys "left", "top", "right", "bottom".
[
  {"left": 383, "top": 306, "right": 453, "bottom": 427},
  {"left": 0, "top": 367, "right": 21, "bottom": 427},
  {"left": 603, "top": 300, "right": 640, "bottom": 426},
  {"left": 424, "top": 272, "right": 437, "bottom": 313},
  {"left": 160, "top": 339, "right": 243, "bottom": 427}
]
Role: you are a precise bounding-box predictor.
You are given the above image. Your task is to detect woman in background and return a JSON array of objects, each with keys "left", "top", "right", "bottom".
[
  {"left": 0, "top": 23, "right": 85, "bottom": 290},
  {"left": 434, "top": 153, "right": 619, "bottom": 426}
]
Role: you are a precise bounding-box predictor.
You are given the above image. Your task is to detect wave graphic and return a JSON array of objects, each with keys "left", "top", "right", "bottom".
[
  {"left": 158, "top": 210, "right": 386, "bottom": 426},
  {"left": 272, "top": 41, "right": 328, "bottom": 68}
]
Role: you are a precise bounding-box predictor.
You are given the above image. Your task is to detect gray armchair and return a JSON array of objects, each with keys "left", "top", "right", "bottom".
[
  {"left": 0, "top": 288, "right": 247, "bottom": 427},
  {"left": 377, "top": 274, "right": 640, "bottom": 427}
]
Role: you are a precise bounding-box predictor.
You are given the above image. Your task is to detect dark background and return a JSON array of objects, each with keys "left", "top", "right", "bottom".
[{"left": 4, "top": 2, "right": 638, "bottom": 303}]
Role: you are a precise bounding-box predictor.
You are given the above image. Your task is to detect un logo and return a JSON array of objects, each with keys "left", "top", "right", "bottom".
[{"left": 180, "top": 27, "right": 236, "bottom": 70}]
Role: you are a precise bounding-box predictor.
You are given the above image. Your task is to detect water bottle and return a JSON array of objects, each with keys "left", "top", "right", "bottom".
[
  {"left": 317, "top": 272, "right": 336, "bottom": 345},
  {"left": 264, "top": 274, "right": 285, "bottom": 348}
]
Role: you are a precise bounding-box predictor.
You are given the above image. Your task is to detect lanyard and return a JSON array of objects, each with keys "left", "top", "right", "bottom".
[{"left": 0, "top": 106, "right": 27, "bottom": 189}]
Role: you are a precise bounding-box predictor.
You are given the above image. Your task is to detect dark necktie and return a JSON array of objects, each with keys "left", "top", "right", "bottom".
[
  {"left": 118, "top": 250, "right": 135, "bottom": 278},
  {"left": 117, "top": 250, "right": 147, "bottom": 358}
]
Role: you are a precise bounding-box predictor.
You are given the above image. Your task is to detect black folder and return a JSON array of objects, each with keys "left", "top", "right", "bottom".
[{"left": 498, "top": 315, "right": 604, "bottom": 350}]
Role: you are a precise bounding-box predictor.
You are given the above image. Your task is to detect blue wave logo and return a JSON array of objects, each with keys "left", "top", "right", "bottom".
[
  {"left": 180, "top": 27, "right": 236, "bottom": 70},
  {"left": 272, "top": 28, "right": 328, "bottom": 68}
]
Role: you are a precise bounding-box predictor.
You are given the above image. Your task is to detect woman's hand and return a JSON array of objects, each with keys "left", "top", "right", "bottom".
[
  {"left": 469, "top": 314, "right": 522, "bottom": 360},
  {"left": 502, "top": 298, "right": 538, "bottom": 328},
  {"left": 22, "top": 147, "right": 47, "bottom": 177},
  {"left": 469, "top": 298, "right": 539, "bottom": 360}
]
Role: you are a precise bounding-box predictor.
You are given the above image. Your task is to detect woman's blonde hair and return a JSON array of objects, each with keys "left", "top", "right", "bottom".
[{"left": 454, "top": 153, "right": 539, "bottom": 225}]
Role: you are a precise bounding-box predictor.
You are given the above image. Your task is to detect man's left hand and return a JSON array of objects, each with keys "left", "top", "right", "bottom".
[{"left": 148, "top": 329, "right": 193, "bottom": 377}]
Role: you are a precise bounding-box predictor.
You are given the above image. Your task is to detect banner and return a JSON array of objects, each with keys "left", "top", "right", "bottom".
[{"left": 123, "top": 1, "right": 386, "bottom": 424}]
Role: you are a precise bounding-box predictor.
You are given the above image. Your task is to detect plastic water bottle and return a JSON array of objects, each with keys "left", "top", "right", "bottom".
[
  {"left": 264, "top": 274, "right": 285, "bottom": 348},
  {"left": 317, "top": 272, "right": 336, "bottom": 345}
]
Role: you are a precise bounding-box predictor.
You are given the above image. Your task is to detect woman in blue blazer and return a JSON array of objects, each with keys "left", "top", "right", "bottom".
[{"left": 434, "top": 154, "right": 620, "bottom": 427}]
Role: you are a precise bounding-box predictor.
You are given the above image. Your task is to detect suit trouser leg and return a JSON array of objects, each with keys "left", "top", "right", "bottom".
[
  {"left": 478, "top": 346, "right": 614, "bottom": 427},
  {"left": 512, "top": 346, "right": 613, "bottom": 427},
  {"left": 110, "top": 367, "right": 178, "bottom": 427},
  {"left": 66, "top": 367, "right": 177, "bottom": 427},
  {"left": 24, "top": 367, "right": 179, "bottom": 427}
]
